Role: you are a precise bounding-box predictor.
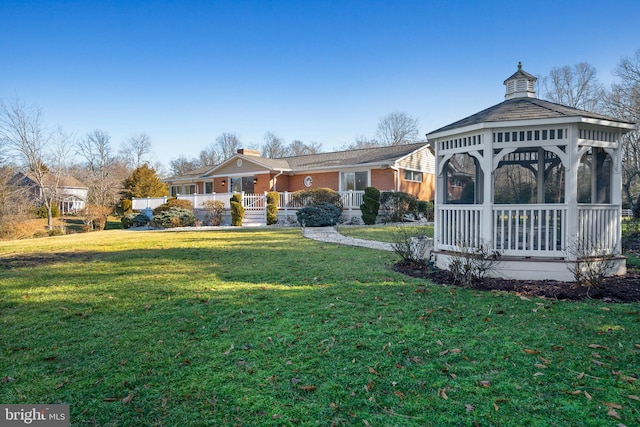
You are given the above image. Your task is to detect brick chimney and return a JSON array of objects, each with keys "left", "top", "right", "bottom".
[{"left": 237, "top": 148, "right": 261, "bottom": 156}]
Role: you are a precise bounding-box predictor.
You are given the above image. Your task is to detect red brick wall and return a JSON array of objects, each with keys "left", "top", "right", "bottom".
[{"left": 371, "top": 169, "right": 395, "bottom": 191}]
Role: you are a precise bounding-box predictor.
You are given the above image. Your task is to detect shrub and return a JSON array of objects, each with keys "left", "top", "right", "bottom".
[
  {"left": 448, "top": 240, "right": 500, "bottom": 287},
  {"left": 116, "top": 199, "right": 133, "bottom": 216},
  {"left": 390, "top": 226, "right": 433, "bottom": 264},
  {"left": 34, "top": 204, "right": 60, "bottom": 218},
  {"left": 296, "top": 202, "right": 341, "bottom": 227},
  {"left": 152, "top": 207, "right": 196, "bottom": 228},
  {"left": 266, "top": 192, "right": 280, "bottom": 225},
  {"left": 566, "top": 240, "right": 616, "bottom": 290},
  {"left": 417, "top": 200, "right": 434, "bottom": 221},
  {"left": 121, "top": 212, "right": 151, "bottom": 229},
  {"left": 291, "top": 188, "right": 342, "bottom": 208},
  {"left": 360, "top": 186, "right": 380, "bottom": 225},
  {"left": 153, "top": 198, "right": 193, "bottom": 216},
  {"left": 202, "top": 200, "right": 225, "bottom": 226},
  {"left": 230, "top": 193, "right": 245, "bottom": 226},
  {"left": 380, "top": 191, "right": 418, "bottom": 222}
]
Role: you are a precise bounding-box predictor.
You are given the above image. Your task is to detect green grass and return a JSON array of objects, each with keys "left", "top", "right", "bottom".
[
  {"left": 1, "top": 228, "right": 639, "bottom": 426},
  {"left": 337, "top": 224, "right": 433, "bottom": 242}
]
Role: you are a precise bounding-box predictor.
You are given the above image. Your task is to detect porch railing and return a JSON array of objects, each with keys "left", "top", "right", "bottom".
[{"left": 132, "top": 191, "right": 366, "bottom": 214}]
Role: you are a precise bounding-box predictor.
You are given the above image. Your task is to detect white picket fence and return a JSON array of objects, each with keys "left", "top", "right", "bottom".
[{"left": 132, "top": 191, "right": 365, "bottom": 225}]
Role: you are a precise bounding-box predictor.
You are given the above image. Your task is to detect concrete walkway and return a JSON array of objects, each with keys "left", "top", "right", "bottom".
[{"left": 302, "top": 226, "right": 394, "bottom": 252}]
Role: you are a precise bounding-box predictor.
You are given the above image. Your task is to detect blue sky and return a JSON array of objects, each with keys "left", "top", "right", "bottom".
[{"left": 1, "top": 0, "right": 639, "bottom": 169}]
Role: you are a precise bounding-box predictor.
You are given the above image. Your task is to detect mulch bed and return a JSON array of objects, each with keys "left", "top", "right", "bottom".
[{"left": 393, "top": 237, "right": 640, "bottom": 302}]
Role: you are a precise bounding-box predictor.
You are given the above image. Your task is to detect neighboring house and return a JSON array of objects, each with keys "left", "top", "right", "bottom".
[
  {"left": 11, "top": 172, "right": 88, "bottom": 214},
  {"left": 426, "top": 62, "right": 635, "bottom": 281},
  {"left": 164, "top": 143, "right": 435, "bottom": 201}
]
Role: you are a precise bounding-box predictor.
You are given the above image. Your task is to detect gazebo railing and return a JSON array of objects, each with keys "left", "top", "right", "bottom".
[
  {"left": 493, "top": 204, "right": 567, "bottom": 256},
  {"left": 437, "top": 205, "right": 483, "bottom": 250},
  {"left": 577, "top": 204, "right": 621, "bottom": 254}
]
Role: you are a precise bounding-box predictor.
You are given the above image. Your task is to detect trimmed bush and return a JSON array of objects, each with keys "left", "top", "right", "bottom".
[
  {"left": 152, "top": 198, "right": 193, "bottom": 216},
  {"left": 291, "top": 188, "right": 342, "bottom": 208},
  {"left": 152, "top": 207, "right": 196, "bottom": 228},
  {"left": 380, "top": 191, "right": 418, "bottom": 222},
  {"left": 121, "top": 212, "right": 151, "bottom": 229},
  {"left": 360, "top": 186, "right": 381, "bottom": 225},
  {"left": 266, "top": 192, "right": 280, "bottom": 225},
  {"left": 417, "top": 200, "right": 434, "bottom": 221},
  {"left": 230, "top": 193, "right": 244, "bottom": 226},
  {"left": 296, "top": 202, "right": 341, "bottom": 227}
]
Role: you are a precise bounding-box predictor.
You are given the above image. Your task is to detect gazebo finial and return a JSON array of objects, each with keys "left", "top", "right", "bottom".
[{"left": 517, "top": 61, "right": 522, "bottom": 70}]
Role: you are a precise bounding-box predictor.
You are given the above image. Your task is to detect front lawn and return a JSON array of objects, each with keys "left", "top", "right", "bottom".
[{"left": 0, "top": 228, "right": 638, "bottom": 426}]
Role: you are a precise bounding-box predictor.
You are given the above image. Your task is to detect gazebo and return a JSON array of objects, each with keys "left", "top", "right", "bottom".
[{"left": 426, "top": 63, "right": 635, "bottom": 281}]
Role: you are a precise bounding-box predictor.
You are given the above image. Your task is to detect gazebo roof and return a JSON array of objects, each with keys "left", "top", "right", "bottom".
[{"left": 428, "top": 97, "right": 633, "bottom": 135}]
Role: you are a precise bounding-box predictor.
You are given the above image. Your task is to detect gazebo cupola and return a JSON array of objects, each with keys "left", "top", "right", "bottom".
[
  {"left": 427, "top": 63, "right": 635, "bottom": 281},
  {"left": 504, "top": 61, "right": 537, "bottom": 99}
]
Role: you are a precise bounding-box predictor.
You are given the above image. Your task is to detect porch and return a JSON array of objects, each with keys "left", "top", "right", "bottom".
[{"left": 132, "top": 190, "right": 366, "bottom": 226}]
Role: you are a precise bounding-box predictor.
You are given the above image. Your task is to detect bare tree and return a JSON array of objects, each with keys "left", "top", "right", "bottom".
[
  {"left": 262, "top": 132, "right": 288, "bottom": 158},
  {"left": 199, "top": 143, "right": 220, "bottom": 166},
  {"left": 607, "top": 49, "right": 640, "bottom": 215},
  {"left": 0, "top": 99, "right": 72, "bottom": 230},
  {"left": 289, "top": 140, "right": 323, "bottom": 156},
  {"left": 215, "top": 132, "right": 241, "bottom": 160},
  {"left": 541, "top": 63, "right": 606, "bottom": 112},
  {"left": 119, "top": 133, "right": 152, "bottom": 169},
  {"left": 169, "top": 155, "right": 200, "bottom": 176},
  {"left": 376, "top": 111, "right": 420, "bottom": 146},
  {"left": 78, "top": 129, "right": 121, "bottom": 214}
]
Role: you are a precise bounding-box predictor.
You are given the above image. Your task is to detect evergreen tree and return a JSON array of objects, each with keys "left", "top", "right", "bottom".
[{"left": 122, "top": 164, "right": 168, "bottom": 199}]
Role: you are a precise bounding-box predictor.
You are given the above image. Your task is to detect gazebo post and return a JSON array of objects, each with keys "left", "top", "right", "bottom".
[
  {"left": 481, "top": 129, "right": 493, "bottom": 248},
  {"left": 565, "top": 125, "right": 580, "bottom": 261}
]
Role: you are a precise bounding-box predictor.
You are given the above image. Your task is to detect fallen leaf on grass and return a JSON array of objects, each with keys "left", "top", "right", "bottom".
[
  {"left": 222, "top": 344, "right": 234, "bottom": 355},
  {"left": 122, "top": 394, "right": 133, "bottom": 404},
  {"left": 607, "top": 407, "right": 621, "bottom": 419},
  {"left": 534, "top": 364, "right": 547, "bottom": 369},
  {"left": 628, "top": 395, "right": 640, "bottom": 401},
  {"left": 479, "top": 380, "right": 491, "bottom": 388},
  {"left": 465, "top": 404, "right": 474, "bottom": 413},
  {"left": 592, "top": 360, "right": 605, "bottom": 366},
  {"left": 367, "top": 366, "right": 380, "bottom": 375},
  {"left": 290, "top": 378, "right": 301, "bottom": 384},
  {"left": 524, "top": 349, "right": 540, "bottom": 355},
  {"left": 589, "top": 344, "right": 608, "bottom": 350},
  {"left": 103, "top": 398, "right": 117, "bottom": 402},
  {"left": 1, "top": 376, "right": 16, "bottom": 382},
  {"left": 577, "top": 372, "right": 585, "bottom": 380},
  {"left": 604, "top": 402, "right": 622, "bottom": 409},
  {"left": 299, "top": 385, "right": 316, "bottom": 392},
  {"left": 584, "top": 391, "right": 592, "bottom": 400},
  {"left": 437, "top": 388, "right": 448, "bottom": 400}
]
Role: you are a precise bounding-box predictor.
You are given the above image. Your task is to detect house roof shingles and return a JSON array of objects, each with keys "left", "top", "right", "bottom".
[{"left": 166, "top": 142, "right": 430, "bottom": 180}]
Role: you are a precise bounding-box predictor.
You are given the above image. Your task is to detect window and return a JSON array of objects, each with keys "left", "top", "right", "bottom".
[
  {"left": 170, "top": 186, "right": 179, "bottom": 197},
  {"left": 205, "top": 182, "right": 213, "bottom": 193},
  {"left": 404, "top": 170, "right": 423, "bottom": 182},
  {"left": 230, "top": 176, "right": 255, "bottom": 193},
  {"left": 185, "top": 185, "right": 196, "bottom": 195},
  {"left": 341, "top": 171, "right": 368, "bottom": 191}
]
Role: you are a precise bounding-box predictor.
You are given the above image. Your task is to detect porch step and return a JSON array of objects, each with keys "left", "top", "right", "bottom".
[{"left": 243, "top": 210, "right": 266, "bottom": 226}]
